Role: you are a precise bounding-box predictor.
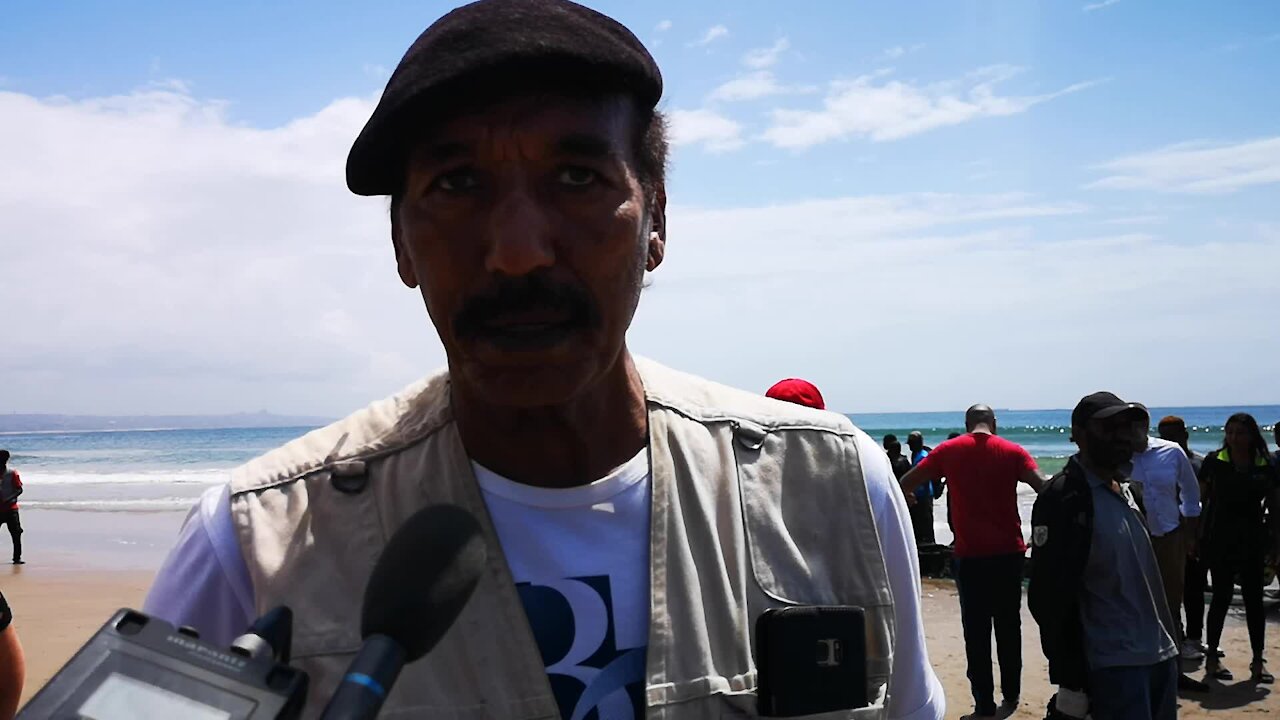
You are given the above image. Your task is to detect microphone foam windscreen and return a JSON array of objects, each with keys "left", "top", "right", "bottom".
[{"left": 360, "top": 503, "right": 487, "bottom": 662}]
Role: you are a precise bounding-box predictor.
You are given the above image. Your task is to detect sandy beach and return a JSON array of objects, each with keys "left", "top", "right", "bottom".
[
  {"left": 3, "top": 508, "right": 1277, "bottom": 717},
  {"left": 919, "top": 579, "right": 1279, "bottom": 718},
  {"left": 0, "top": 508, "right": 187, "bottom": 708}
]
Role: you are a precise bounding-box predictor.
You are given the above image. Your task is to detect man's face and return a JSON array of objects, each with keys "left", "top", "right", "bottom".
[
  {"left": 885, "top": 441, "right": 902, "bottom": 457},
  {"left": 907, "top": 436, "right": 923, "bottom": 453},
  {"left": 393, "top": 92, "right": 665, "bottom": 407},
  {"left": 1079, "top": 413, "right": 1147, "bottom": 471}
]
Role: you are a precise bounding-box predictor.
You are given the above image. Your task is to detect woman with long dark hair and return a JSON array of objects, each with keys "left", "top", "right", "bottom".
[{"left": 1200, "top": 412, "right": 1279, "bottom": 683}]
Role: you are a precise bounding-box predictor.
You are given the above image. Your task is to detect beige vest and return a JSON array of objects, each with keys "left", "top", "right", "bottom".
[{"left": 229, "top": 358, "right": 895, "bottom": 719}]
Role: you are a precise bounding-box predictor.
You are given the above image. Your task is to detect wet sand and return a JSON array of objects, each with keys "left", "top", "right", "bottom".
[{"left": 0, "top": 508, "right": 186, "bottom": 706}]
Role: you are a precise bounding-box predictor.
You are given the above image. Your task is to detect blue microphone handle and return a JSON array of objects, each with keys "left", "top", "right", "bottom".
[{"left": 317, "top": 634, "right": 406, "bottom": 720}]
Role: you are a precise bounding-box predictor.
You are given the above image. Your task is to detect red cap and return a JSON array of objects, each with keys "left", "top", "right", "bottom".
[{"left": 765, "top": 378, "right": 826, "bottom": 410}]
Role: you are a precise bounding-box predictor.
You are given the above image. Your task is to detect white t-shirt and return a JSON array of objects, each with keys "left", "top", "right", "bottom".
[
  {"left": 144, "top": 429, "right": 945, "bottom": 720},
  {"left": 474, "top": 450, "right": 650, "bottom": 720}
]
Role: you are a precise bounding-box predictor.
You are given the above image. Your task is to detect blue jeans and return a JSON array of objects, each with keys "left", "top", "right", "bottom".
[{"left": 1087, "top": 658, "right": 1177, "bottom": 720}]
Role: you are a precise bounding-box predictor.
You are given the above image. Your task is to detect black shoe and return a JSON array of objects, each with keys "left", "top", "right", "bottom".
[
  {"left": 1177, "top": 673, "right": 1210, "bottom": 692},
  {"left": 1207, "top": 659, "right": 1233, "bottom": 681},
  {"left": 1044, "top": 694, "right": 1082, "bottom": 720},
  {"left": 11, "top": 559, "right": 22, "bottom": 565},
  {"left": 1251, "top": 659, "right": 1274, "bottom": 684},
  {"left": 974, "top": 701, "right": 998, "bottom": 717},
  {"left": 1001, "top": 696, "right": 1019, "bottom": 709}
]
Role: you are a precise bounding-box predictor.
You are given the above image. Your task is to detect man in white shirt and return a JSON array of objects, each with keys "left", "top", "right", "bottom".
[
  {"left": 1156, "top": 414, "right": 1208, "bottom": 662},
  {"left": 1129, "top": 428, "right": 1204, "bottom": 692}
]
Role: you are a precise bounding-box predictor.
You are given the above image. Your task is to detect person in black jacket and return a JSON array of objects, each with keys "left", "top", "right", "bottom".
[
  {"left": 1198, "top": 412, "right": 1279, "bottom": 683},
  {"left": 1029, "top": 392, "right": 1178, "bottom": 720},
  {"left": 883, "top": 434, "right": 913, "bottom": 482}
]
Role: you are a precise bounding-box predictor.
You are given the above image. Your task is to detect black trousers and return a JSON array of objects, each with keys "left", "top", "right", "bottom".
[
  {"left": 1183, "top": 552, "right": 1206, "bottom": 644},
  {"left": 1207, "top": 551, "right": 1265, "bottom": 659},
  {"left": 0, "top": 510, "right": 21, "bottom": 562},
  {"left": 954, "top": 552, "right": 1024, "bottom": 711},
  {"left": 909, "top": 499, "right": 936, "bottom": 545}
]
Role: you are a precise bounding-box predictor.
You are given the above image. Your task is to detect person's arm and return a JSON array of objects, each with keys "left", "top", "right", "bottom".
[
  {"left": 1019, "top": 467, "right": 1045, "bottom": 493},
  {"left": 0, "top": 593, "right": 24, "bottom": 720},
  {"left": 1027, "top": 482, "right": 1089, "bottom": 717},
  {"left": 1266, "top": 466, "right": 1280, "bottom": 560},
  {"left": 10, "top": 472, "right": 19, "bottom": 499},
  {"left": 144, "top": 484, "right": 255, "bottom": 647},
  {"left": 1173, "top": 449, "right": 1200, "bottom": 545},
  {"left": 899, "top": 458, "right": 943, "bottom": 500},
  {"left": 855, "top": 433, "right": 945, "bottom": 720},
  {"left": 1016, "top": 447, "right": 1045, "bottom": 492}
]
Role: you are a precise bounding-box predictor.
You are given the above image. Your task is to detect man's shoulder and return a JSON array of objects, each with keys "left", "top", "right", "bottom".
[
  {"left": 1144, "top": 437, "right": 1185, "bottom": 458},
  {"left": 1038, "top": 465, "right": 1089, "bottom": 507},
  {"left": 229, "top": 368, "right": 452, "bottom": 496},
  {"left": 636, "top": 357, "right": 855, "bottom": 436}
]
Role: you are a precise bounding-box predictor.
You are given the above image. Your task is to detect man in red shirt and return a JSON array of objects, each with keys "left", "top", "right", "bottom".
[
  {"left": 901, "top": 405, "right": 1044, "bottom": 717},
  {"left": 0, "top": 451, "right": 23, "bottom": 565}
]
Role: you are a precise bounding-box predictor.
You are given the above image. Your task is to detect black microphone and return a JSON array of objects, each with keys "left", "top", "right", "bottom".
[
  {"left": 231, "top": 606, "right": 295, "bottom": 663},
  {"left": 318, "top": 504, "right": 487, "bottom": 720}
]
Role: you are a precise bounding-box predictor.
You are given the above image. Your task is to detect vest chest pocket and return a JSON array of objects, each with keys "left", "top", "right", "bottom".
[{"left": 733, "top": 429, "right": 868, "bottom": 605}]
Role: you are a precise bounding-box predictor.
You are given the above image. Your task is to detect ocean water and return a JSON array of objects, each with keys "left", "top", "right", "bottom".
[
  {"left": 2, "top": 427, "right": 315, "bottom": 512},
  {"left": 2, "top": 406, "right": 1277, "bottom": 514},
  {"left": 849, "top": 405, "right": 1280, "bottom": 476}
]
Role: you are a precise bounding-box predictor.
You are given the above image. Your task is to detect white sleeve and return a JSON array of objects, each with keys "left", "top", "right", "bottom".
[
  {"left": 1174, "top": 448, "right": 1201, "bottom": 518},
  {"left": 854, "top": 430, "right": 946, "bottom": 720},
  {"left": 143, "top": 483, "right": 256, "bottom": 647}
]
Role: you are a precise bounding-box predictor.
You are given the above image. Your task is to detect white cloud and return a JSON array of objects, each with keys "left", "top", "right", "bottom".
[
  {"left": 708, "top": 71, "right": 815, "bottom": 102},
  {"left": 634, "top": 194, "right": 1279, "bottom": 411},
  {"left": 2, "top": 85, "right": 1275, "bottom": 415},
  {"left": 878, "top": 43, "right": 925, "bottom": 61},
  {"left": 1089, "top": 137, "right": 1280, "bottom": 194},
  {"left": 656, "top": 20, "right": 672, "bottom": 32},
  {"left": 690, "top": 25, "right": 729, "bottom": 47},
  {"left": 761, "top": 65, "right": 1098, "bottom": 149},
  {"left": 742, "top": 38, "right": 790, "bottom": 69},
  {"left": 1101, "top": 214, "right": 1166, "bottom": 225},
  {"left": 667, "top": 108, "right": 744, "bottom": 152},
  {"left": 1217, "top": 33, "right": 1280, "bottom": 53},
  {"left": 1083, "top": 0, "right": 1120, "bottom": 11},
  {"left": 0, "top": 87, "right": 430, "bottom": 415}
]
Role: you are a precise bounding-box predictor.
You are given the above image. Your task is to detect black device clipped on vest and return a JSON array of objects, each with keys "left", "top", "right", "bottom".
[
  {"left": 317, "top": 503, "right": 487, "bottom": 720},
  {"left": 18, "top": 607, "right": 308, "bottom": 720},
  {"left": 755, "top": 605, "right": 870, "bottom": 717}
]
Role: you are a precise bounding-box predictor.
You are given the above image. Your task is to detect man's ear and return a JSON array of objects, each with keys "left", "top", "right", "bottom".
[
  {"left": 646, "top": 184, "right": 667, "bottom": 272},
  {"left": 391, "top": 206, "right": 419, "bottom": 289}
]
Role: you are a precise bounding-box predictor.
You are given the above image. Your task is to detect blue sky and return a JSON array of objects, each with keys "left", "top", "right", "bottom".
[{"left": 1, "top": 1, "right": 1277, "bottom": 415}]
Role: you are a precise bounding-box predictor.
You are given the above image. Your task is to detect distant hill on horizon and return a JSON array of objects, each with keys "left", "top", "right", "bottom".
[{"left": 0, "top": 411, "right": 335, "bottom": 433}]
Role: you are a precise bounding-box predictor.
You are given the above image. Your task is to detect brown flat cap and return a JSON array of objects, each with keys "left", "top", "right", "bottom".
[{"left": 346, "top": 0, "right": 662, "bottom": 196}]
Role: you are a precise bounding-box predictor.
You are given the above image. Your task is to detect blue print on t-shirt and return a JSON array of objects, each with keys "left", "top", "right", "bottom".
[{"left": 517, "top": 576, "right": 646, "bottom": 720}]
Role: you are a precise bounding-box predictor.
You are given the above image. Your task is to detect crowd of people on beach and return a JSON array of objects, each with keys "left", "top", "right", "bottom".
[{"left": 767, "top": 378, "right": 1279, "bottom": 719}]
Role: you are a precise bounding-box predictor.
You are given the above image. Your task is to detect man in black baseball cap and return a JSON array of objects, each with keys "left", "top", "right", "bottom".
[
  {"left": 1030, "top": 393, "right": 1179, "bottom": 720},
  {"left": 145, "top": 2, "right": 943, "bottom": 718}
]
